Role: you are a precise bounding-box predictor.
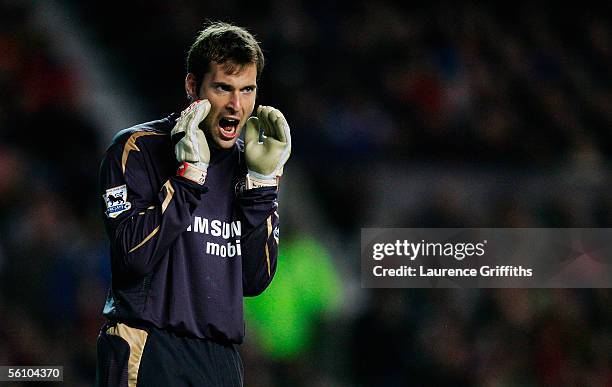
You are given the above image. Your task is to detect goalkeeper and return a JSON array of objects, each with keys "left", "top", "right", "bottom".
[{"left": 96, "top": 22, "right": 290, "bottom": 387}]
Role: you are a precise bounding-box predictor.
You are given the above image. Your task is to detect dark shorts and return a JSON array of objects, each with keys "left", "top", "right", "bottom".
[{"left": 96, "top": 322, "right": 243, "bottom": 387}]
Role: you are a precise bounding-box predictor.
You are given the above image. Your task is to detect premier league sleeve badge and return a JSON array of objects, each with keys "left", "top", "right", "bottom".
[{"left": 103, "top": 184, "right": 132, "bottom": 218}]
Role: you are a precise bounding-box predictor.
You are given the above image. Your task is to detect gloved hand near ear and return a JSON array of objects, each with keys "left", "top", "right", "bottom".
[{"left": 171, "top": 99, "right": 211, "bottom": 185}]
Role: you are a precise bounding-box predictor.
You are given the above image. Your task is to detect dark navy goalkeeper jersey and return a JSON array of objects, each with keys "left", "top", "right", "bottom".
[{"left": 99, "top": 113, "right": 279, "bottom": 344}]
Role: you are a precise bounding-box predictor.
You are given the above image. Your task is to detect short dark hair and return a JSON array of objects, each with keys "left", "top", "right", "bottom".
[{"left": 186, "top": 22, "right": 264, "bottom": 91}]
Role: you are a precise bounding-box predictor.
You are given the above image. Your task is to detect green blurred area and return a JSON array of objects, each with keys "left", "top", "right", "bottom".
[{"left": 245, "top": 236, "right": 342, "bottom": 359}]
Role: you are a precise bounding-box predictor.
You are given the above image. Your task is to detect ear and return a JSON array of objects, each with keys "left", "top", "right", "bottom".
[{"left": 185, "top": 73, "right": 198, "bottom": 100}]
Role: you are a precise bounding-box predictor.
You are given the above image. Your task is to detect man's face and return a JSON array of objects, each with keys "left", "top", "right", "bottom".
[{"left": 188, "top": 61, "right": 257, "bottom": 149}]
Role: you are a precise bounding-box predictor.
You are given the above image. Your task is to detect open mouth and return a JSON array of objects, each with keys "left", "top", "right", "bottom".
[{"left": 219, "top": 117, "right": 240, "bottom": 140}]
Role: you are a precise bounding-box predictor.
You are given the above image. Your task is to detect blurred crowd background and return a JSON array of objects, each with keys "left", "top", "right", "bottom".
[{"left": 1, "top": 1, "right": 611, "bottom": 386}]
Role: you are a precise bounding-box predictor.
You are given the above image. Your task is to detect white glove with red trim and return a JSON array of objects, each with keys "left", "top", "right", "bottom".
[{"left": 171, "top": 99, "right": 211, "bottom": 185}]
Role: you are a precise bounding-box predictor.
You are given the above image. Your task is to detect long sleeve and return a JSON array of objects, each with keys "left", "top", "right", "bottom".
[
  {"left": 100, "top": 131, "right": 206, "bottom": 277},
  {"left": 236, "top": 187, "right": 279, "bottom": 296}
]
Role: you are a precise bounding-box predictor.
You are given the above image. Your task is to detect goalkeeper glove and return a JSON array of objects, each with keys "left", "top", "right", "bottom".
[
  {"left": 171, "top": 99, "right": 211, "bottom": 185},
  {"left": 244, "top": 105, "right": 292, "bottom": 189}
]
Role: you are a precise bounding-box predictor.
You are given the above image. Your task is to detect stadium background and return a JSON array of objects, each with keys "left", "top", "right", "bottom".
[{"left": 1, "top": 1, "right": 611, "bottom": 386}]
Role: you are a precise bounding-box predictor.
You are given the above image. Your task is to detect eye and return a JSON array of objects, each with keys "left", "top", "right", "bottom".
[
  {"left": 242, "top": 86, "right": 255, "bottom": 93},
  {"left": 215, "top": 84, "right": 231, "bottom": 92}
]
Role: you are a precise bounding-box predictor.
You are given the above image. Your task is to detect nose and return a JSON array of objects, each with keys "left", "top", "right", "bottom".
[{"left": 227, "top": 91, "right": 241, "bottom": 112}]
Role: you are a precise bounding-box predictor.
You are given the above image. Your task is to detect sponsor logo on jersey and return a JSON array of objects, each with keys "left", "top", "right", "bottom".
[
  {"left": 104, "top": 184, "right": 132, "bottom": 218},
  {"left": 187, "top": 217, "right": 242, "bottom": 258}
]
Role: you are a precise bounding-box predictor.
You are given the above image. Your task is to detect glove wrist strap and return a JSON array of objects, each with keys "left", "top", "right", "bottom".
[
  {"left": 177, "top": 162, "right": 207, "bottom": 185},
  {"left": 246, "top": 173, "right": 279, "bottom": 189}
]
